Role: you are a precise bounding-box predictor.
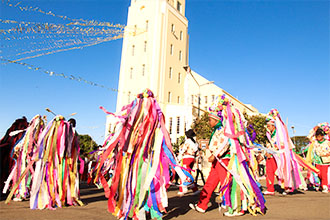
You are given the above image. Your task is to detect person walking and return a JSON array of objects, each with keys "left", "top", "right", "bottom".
[
  {"left": 194, "top": 148, "right": 206, "bottom": 186},
  {"left": 177, "top": 129, "right": 199, "bottom": 196},
  {"left": 263, "top": 109, "right": 310, "bottom": 195},
  {"left": 306, "top": 126, "right": 330, "bottom": 193},
  {"left": 189, "top": 95, "right": 265, "bottom": 217}
]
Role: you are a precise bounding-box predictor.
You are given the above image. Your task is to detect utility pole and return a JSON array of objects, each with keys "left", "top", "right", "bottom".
[
  {"left": 291, "top": 125, "right": 295, "bottom": 145},
  {"left": 184, "top": 66, "right": 214, "bottom": 118}
]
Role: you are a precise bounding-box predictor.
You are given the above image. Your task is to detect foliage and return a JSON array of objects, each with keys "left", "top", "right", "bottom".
[
  {"left": 191, "top": 112, "right": 213, "bottom": 141},
  {"left": 244, "top": 113, "right": 268, "bottom": 146},
  {"left": 291, "top": 136, "right": 309, "bottom": 153},
  {"left": 171, "top": 136, "right": 185, "bottom": 154},
  {"left": 78, "top": 134, "right": 98, "bottom": 157}
]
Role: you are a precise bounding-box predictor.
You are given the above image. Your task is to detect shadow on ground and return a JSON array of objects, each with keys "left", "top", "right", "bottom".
[{"left": 163, "top": 188, "right": 217, "bottom": 220}]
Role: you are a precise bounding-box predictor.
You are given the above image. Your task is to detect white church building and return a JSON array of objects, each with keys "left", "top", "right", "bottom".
[{"left": 106, "top": 0, "right": 259, "bottom": 143}]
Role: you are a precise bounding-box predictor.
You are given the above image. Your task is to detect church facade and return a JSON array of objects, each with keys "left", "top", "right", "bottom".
[{"left": 107, "top": 0, "right": 259, "bottom": 143}]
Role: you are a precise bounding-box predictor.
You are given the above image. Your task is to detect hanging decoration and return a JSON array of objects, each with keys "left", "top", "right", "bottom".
[{"left": 0, "top": 58, "right": 119, "bottom": 92}]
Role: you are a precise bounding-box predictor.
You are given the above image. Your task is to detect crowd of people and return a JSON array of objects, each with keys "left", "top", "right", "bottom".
[
  {"left": 1, "top": 90, "right": 329, "bottom": 219},
  {"left": 172, "top": 98, "right": 329, "bottom": 217}
]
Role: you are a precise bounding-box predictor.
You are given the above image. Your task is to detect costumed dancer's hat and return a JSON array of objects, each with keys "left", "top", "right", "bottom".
[
  {"left": 309, "top": 122, "right": 330, "bottom": 140},
  {"left": 208, "top": 94, "right": 230, "bottom": 121},
  {"left": 266, "top": 109, "right": 280, "bottom": 123},
  {"left": 137, "top": 88, "right": 154, "bottom": 98}
]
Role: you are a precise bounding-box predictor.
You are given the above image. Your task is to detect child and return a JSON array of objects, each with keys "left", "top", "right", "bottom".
[{"left": 313, "top": 127, "right": 330, "bottom": 193}]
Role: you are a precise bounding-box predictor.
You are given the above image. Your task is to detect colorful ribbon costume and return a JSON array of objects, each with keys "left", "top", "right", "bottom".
[
  {"left": 305, "top": 122, "right": 330, "bottom": 189},
  {"left": 208, "top": 95, "right": 266, "bottom": 216},
  {"left": 92, "top": 89, "right": 193, "bottom": 220},
  {"left": 0, "top": 117, "right": 28, "bottom": 192},
  {"left": 4, "top": 115, "right": 83, "bottom": 210},
  {"left": 265, "top": 109, "right": 318, "bottom": 192},
  {"left": 3, "top": 115, "right": 44, "bottom": 201}
]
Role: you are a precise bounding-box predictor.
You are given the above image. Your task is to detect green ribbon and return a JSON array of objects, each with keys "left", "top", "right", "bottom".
[
  {"left": 209, "top": 121, "right": 223, "bottom": 144},
  {"left": 271, "top": 129, "right": 276, "bottom": 138}
]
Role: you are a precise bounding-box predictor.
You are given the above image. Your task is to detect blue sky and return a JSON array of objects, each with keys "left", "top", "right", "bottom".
[{"left": 0, "top": 0, "right": 329, "bottom": 144}]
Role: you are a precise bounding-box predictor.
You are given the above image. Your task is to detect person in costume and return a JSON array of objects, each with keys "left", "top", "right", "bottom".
[
  {"left": 177, "top": 129, "right": 199, "bottom": 196},
  {"left": 189, "top": 108, "right": 229, "bottom": 214},
  {"left": 190, "top": 95, "right": 265, "bottom": 217},
  {"left": 4, "top": 115, "right": 84, "bottom": 209},
  {"left": 68, "top": 118, "right": 77, "bottom": 131},
  {"left": 2, "top": 115, "right": 44, "bottom": 201},
  {"left": 0, "top": 117, "right": 28, "bottom": 194},
  {"left": 263, "top": 109, "right": 314, "bottom": 195},
  {"left": 305, "top": 124, "right": 330, "bottom": 193},
  {"left": 314, "top": 128, "right": 330, "bottom": 193},
  {"left": 263, "top": 119, "right": 280, "bottom": 195},
  {"left": 92, "top": 89, "right": 194, "bottom": 220}
]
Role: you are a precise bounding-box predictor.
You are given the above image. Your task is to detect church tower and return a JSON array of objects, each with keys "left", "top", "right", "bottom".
[{"left": 114, "top": 0, "right": 189, "bottom": 142}]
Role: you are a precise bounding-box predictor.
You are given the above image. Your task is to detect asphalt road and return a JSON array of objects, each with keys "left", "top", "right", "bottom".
[{"left": 1, "top": 180, "right": 329, "bottom": 220}]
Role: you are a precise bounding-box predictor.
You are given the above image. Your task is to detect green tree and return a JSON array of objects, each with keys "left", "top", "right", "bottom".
[
  {"left": 191, "top": 112, "right": 212, "bottom": 141},
  {"left": 244, "top": 113, "right": 268, "bottom": 146},
  {"left": 291, "top": 136, "right": 309, "bottom": 153},
  {"left": 78, "top": 134, "right": 98, "bottom": 157},
  {"left": 171, "top": 136, "right": 185, "bottom": 154}
]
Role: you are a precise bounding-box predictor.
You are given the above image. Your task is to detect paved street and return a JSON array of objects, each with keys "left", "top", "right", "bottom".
[{"left": 1, "top": 179, "right": 329, "bottom": 220}]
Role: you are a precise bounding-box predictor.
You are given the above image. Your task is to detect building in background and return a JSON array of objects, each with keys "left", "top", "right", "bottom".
[{"left": 106, "top": 0, "right": 259, "bottom": 143}]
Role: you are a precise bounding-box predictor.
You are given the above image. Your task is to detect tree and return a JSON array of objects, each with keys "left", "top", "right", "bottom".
[
  {"left": 291, "top": 136, "right": 309, "bottom": 153},
  {"left": 191, "top": 112, "right": 212, "bottom": 141},
  {"left": 171, "top": 136, "right": 185, "bottom": 154},
  {"left": 244, "top": 113, "right": 268, "bottom": 146},
  {"left": 78, "top": 134, "right": 98, "bottom": 157}
]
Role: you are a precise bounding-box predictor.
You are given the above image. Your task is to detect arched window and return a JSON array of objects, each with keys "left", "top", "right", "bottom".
[
  {"left": 169, "top": 117, "right": 173, "bottom": 134},
  {"left": 128, "top": 91, "right": 131, "bottom": 103},
  {"left": 142, "top": 64, "right": 145, "bottom": 76}
]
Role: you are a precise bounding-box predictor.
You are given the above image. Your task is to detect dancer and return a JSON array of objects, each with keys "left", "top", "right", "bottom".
[
  {"left": 4, "top": 115, "right": 83, "bottom": 209},
  {"left": 190, "top": 95, "right": 265, "bottom": 217},
  {"left": 263, "top": 119, "right": 280, "bottom": 195},
  {"left": 305, "top": 123, "right": 330, "bottom": 193},
  {"left": 314, "top": 128, "right": 330, "bottom": 192},
  {"left": 263, "top": 109, "right": 317, "bottom": 195},
  {"left": 92, "top": 89, "right": 193, "bottom": 219},
  {"left": 0, "top": 117, "right": 28, "bottom": 193},
  {"left": 2, "top": 115, "right": 44, "bottom": 201},
  {"left": 177, "top": 129, "right": 199, "bottom": 196}
]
